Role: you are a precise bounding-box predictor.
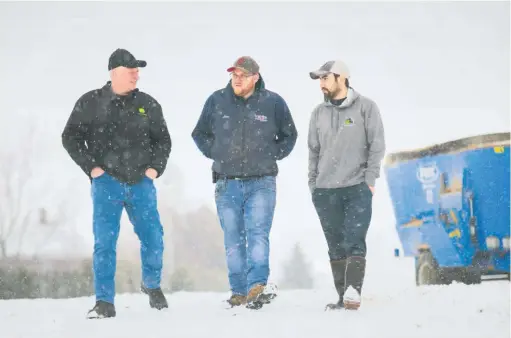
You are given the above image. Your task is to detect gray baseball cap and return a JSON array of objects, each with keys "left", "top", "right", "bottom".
[
  {"left": 309, "top": 60, "right": 350, "bottom": 79},
  {"left": 227, "top": 56, "right": 260, "bottom": 74}
]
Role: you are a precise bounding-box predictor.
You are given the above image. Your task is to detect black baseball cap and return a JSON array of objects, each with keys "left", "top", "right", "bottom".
[{"left": 108, "top": 48, "right": 147, "bottom": 70}]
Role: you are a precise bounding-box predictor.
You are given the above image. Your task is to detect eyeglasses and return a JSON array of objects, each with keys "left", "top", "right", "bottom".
[{"left": 230, "top": 72, "right": 254, "bottom": 80}]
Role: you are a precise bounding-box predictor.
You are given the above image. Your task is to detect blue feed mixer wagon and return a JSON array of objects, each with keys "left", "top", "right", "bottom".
[{"left": 384, "top": 132, "right": 510, "bottom": 285}]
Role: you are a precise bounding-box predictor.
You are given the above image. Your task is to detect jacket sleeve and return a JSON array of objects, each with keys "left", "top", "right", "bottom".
[
  {"left": 61, "top": 96, "right": 98, "bottom": 177},
  {"left": 148, "top": 101, "right": 172, "bottom": 178},
  {"left": 307, "top": 107, "right": 320, "bottom": 193},
  {"left": 364, "top": 100, "right": 386, "bottom": 186},
  {"left": 191, "top": 95, "right": 215, "bottom": 159},
  {"left": 274, "top": 95, "right": 298, "bottom": 160}
]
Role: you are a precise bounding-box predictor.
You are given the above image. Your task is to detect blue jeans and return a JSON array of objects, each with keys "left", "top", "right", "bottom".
[
  {"left": 91, "top": 172, "right": 164, "bottom": 304},
  {"left": 214, "top": 176, "right": 277, "bottom": 296}
]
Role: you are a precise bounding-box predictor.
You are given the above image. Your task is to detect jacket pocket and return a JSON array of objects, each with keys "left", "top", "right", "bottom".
[
  {"left": 264, "top": 143, "right": 279, "bottom": 160},
  {"left": 214, "top": 179, "right": 228, "bottom": 198}
]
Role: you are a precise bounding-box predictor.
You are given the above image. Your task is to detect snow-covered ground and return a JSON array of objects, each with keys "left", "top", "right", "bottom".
[{"left": 1, "top": 258, "right": 509, "bottom": 338}]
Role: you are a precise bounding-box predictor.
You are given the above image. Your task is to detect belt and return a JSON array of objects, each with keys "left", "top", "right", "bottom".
[
  {"left": 213, "top": 171, "right": 276, "bottom": 183},
  {"left": 219, "top": 175, "right": 264, "bottom": 180}
]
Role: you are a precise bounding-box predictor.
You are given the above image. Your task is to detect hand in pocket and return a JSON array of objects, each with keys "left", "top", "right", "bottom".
[
  {"left": 91, "top": 167, "right": 105, "bottom": 178},
  {"left": 145, "top": 168, "right": 158, "bottom": 180}
]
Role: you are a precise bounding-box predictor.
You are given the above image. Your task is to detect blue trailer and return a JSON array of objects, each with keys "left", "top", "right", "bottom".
[{"left": 384, "top": 132, "right": 510, "bottom": 285}]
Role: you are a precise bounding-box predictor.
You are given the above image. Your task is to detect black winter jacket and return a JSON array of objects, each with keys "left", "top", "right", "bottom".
[{"left": 62, "top": 82, "right": 172, "bottom": 184}]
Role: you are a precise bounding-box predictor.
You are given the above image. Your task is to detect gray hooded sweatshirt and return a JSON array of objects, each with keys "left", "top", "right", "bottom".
[{"left": 308, "top": 88, "right": 386, "bottom": 193}]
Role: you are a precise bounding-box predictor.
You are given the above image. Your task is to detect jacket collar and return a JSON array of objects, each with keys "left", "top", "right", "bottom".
[
  {"left": 225, "top": 74, "right": 266, "bottom": 102},
  {"left": 102, "top": 81, "right": 139, "bottom": 102}
]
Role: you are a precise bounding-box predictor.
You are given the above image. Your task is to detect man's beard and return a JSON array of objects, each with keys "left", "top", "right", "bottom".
[
  {"left": 233, "top": 86, "right": 255, "bottom": 98},
  {"left": 321, "top": 86, "right": 341, "bottom": 99},
  {"left": 233, "top": 84, "right": 247, "bottom": 95}
]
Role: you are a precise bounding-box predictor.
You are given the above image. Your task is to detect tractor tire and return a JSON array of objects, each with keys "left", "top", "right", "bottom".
[
  {"left": 449, "top": 267, "right": 482, "bottom": 285},
  {"left": 415, "top": 250, "right": 448, "bottom": 285}
]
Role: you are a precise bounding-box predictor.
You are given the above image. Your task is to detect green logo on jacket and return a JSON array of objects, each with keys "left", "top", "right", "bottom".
[{"left": 138, "top": 107, "right": 147, "bottom": 117}]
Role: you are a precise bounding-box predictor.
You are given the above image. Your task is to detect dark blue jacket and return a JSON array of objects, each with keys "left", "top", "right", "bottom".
[{"left": 192, "top": 76, "right": 297, "bottom": 178}]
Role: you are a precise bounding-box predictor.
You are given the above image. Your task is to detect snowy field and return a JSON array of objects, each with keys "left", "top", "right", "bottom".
[
  {"left": 1, "top": 259, "right": 509, "bottom": 338},
  {"left": 0, "top": 2, "right": 509, "bottom": 338}
]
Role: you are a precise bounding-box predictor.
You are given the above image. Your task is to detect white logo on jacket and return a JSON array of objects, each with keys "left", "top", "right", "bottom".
[{"left": 254, "top": 114, "right": 268, "bottom": 122}]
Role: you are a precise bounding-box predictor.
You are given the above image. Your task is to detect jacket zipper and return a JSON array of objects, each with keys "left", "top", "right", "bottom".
[{"left": 241, "top": 101, "right": 246, "bottom": 175}]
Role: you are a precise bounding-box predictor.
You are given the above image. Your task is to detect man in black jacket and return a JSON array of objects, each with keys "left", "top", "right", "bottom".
[{"left": 62, "top": 49, "right": 172, "bottom": 319}]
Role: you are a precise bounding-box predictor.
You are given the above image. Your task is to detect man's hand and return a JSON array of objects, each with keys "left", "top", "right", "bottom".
[
  {"left": 368, "top": 185, "right": 375, "bottom": 195},
  {"left": 145, "top": 168, "right": 158, "bottom": 180},
  {"left": 91, "top": 167, "right": 105, "bottom": 178}
]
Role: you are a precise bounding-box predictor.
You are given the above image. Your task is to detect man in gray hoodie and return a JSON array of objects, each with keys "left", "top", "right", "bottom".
[{"left": 308, "top": 60, "right": 385, "bottom": 310}]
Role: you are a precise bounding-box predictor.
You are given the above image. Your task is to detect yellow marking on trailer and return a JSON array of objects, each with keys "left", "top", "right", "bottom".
[
  {"left": 449, "top": 209, "right": 459, "bottom": 225},
  {"left": 448, "top": 228, "right": 461, "bottom": 238},
  {"left": 403, "top": 219, "right": 423, "bottom": 227},
  {"left": 494, "top": 146, "right": 504, "bottom": 153}
]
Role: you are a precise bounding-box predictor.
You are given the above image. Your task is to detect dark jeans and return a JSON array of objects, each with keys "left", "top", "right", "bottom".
[{"left": 312, "top": 182, "right": 373, "bottom": 260}]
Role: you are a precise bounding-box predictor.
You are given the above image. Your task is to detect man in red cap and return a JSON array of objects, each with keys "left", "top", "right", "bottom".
[{"left": 192, "top": 56, "right": 297, "bottom": 309}]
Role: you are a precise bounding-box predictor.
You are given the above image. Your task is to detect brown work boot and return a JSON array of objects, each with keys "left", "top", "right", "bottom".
[
  {"left": 226, "top": 294, "right": 247, "bottom": 307},
  {"left": 246, "top": 284, "right": 265, "bottom": 304}
]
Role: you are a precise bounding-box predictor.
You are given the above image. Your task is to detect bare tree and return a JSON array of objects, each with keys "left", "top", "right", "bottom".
[
  {"left": 167, "top": 205, "right": 228, "bottom": 292},
  {"left": 279, "top": 242, "right": 315, "bottom": 290},
  {"left": 30, "top": 191, "right": 76, "bottom": 257},
  {"left": 0, "top": 117, "right": 73, "bottom": 259},
  {"left": 0, "top": 121, "right": 38, "bottom": 258}
]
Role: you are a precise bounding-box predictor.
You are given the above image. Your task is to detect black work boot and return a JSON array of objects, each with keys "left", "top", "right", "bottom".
[
  {"left": 141, "top": 284, "right": 169, "bottom": 310},
  {"left": 325, "top": 259, "right": 347, "bottom": 310},
  {"left": 343, "top": 256, "right": 366, "bottom": 310},
  {"left": 86, "top": 300, "right": 116, "bottom": 319}
]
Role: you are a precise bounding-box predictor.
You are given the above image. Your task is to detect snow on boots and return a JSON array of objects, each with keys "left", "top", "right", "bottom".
[
  {"left": 325, "top": 256, "right": 366, "bottom": 311},
  {"left": 343, "top": 256, "right": 366, "bottom": 310}
]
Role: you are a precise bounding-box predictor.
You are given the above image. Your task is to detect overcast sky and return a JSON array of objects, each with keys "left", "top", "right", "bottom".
[{"left": 0, "top": 1, "right": 509, "bottom": 283}]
